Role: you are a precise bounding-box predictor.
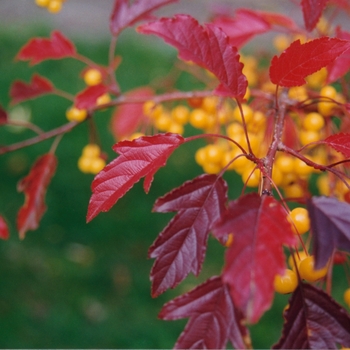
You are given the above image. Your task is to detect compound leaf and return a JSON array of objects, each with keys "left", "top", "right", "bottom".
[
  {"left": 301, "top": 0, "right": 329, "bottom": 31},
  {"left": 269, "top": 37, "right": 350, "bottom": 87},
  {"left": 110, "top": 0, "right": 179, "bottom": 36},
  {"left": 138, "top": 14, "right": 247, "bottom": 98},
  {"left": 273, "top": 283, "right": 350, "bottom": 349},
  {"left": 10, "top": 74, "right": 54, "bottom": 105},
  {"left": 0, "top": 216, "right": 9, "bottom": 240},
  {"left": 17, "top": 153, "right": 57, "bottom": 239},
  {"left": 110, "top": 86, "right": 154, "bottom": 140},
  {"left": 75, "top": 84, "right": 109, "bottom": 110},
  {"left": 87, "top": 133, "right": 184, "bottom": 222},
  {"left": 307, "top": 196, "right": 350, "bottom": 269},
  {"left": 323, "top": 132, "right": 350, "bottom": 157},
  {"left": 159, "top": 276, "right": 249, "bottom": 349},
  {"left": 149, "top": 174, "right": 227, "bottom": 297},
  {"left": 213, "top": 193, "right": 296, "bottom": 323},
  {"left": 16, "top": 31, "right": 76, "bottom": 65}
]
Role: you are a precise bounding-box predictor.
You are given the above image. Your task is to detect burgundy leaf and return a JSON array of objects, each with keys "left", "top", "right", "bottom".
[
  {"left": 307, "top": 196, "right": 350, "bottom": 269},
  {"left": 323, "top": 133, "right": 350, "bottom": 158},
  {"left": 17, "top": 153, "right": 57, "bottom": 239},
  {"left": 273, "top": 283, "right": 350, "bottom": 349},
  {"left": 0, "top": 216, "right": 9, "bottom": 240},
  {"left": 327, "top": 28, "right": 350, "bottom": 83},
  {"left": 75, "top": 84, "right": 109, "bottom": 110},
  {"left": 138, "top": 14, "right": 247, "bottom": 98},
  {"left": 269, "top": 37, "right": 350, "bottom": 87},
  {"left": 16, "top": 31, "right": 76, "bottom": 65},
  {"left": 87, "top": 133, "right": 184, "bottom": 222},
  {"left": 10, "top": 74, "right": 54, "bottom": 105},
  {"left": 159, "top": 276, "right": 249, "bottom": 349},
  {"left": 110, "top": 86, "right": 154, "bottom": 140},
  {"left": 301, "top": 0, "right": 329, "bottom": 31},
  {"left": 213, "top": 193, "right": 296, "bottom": 323},
  {"left": 149, "top": 174, "right": 228, "bottom": 297},
  {"left": 0, "top": 105, "right": 8, "bottom": 125},
  {"left": 110, "top": 0, "right": 179, "bottom": 36}
]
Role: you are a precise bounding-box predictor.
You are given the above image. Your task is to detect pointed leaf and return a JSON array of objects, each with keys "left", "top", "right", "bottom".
[
  {"left": 327, "top": 28, "right": 350, "bottom": 83},
  {"left": 149, "top": 174, "right": 227, "bottom": 297},
  {"left": 110, "top": 0, "right": 179, "bottom": 36},
  {"left": 159, "top": 276, "right": 249, "bottom": 349},
  {"left": 10, "top": 74, "right": 54, "bottom": 105},
  {"left": 16, "top": 31, "right": 76, "bottom": 65},
  {"left": 138, "top": 14, "right": 247, "bottom": 98},
  {"left": 0, "top": 105, "right": 8, "bottom": 125},
  {"left": 307, "top": 196, "right": 350, "bottom": 269},
  {"left": 110, "top": 86, "right": 154, "bottom": 140},
  {"left": 87, "top": 133, "right": 184, "bottom": 222},
  {"left": 323, "top": 132, "right": 350, "bottom": 157},
  {"left": 75, "top": 84, "right": 109, "bottom": 110},
  {"left": 17, "top": 153, "right": 57, "bottom": 239},
  {"left": 213, "top": 193, "right": 296, "bottom": 323},
  {"left": 0, "top": 216, "right": 9, "bottom": 240},
  {"left": 273, "top": 283, "right": 350, "bottom": 349},
  {"left": 301, "top": 0, "right": 329, "bottom": 31},
  {"left": 269, "top": 37, "right": 350, "bottom": 87}
]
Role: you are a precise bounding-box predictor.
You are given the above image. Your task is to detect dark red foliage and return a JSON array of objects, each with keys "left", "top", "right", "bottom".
[
  {"left": 307, "top": 196, "right": 350, "bottom": 269},
  {"left": 17, "top": 154, "right": 57, "bottom": 239},
  {"left": 269, "top": 37, "right": 350, "bottom": 87},
  {"left": 323, "top": 133, "right": 350, "bottom": 158},
  {"left": 301, "top": 0, "right": 329, "bottom": 31},
  {"left": 273, "top": 283, "right": 350, "bottom": 349},
  {"left": 0, "top": 216, "right": 9, "bottom": 240},
  {"left": 0, "top": 105, "right": 8, "bottom": 125},
  {"left": 110, "top": 86, "right": 154, "bottom": 140},
  {"left": 214, "top": 193, "right": 296, "bottom": 323},
  {"left": 149, "top": 174, "right": 227, "bottom": 297},
  {"left": 138, "top": 14, "right": 247, "bottom": 98},
  {"left": 16, "top": 31, "right": 76, "bottom": 65},
  {"left": 75, "top": 84, "right": 109, "bottom": 110},
  {"left": 87, "top": 133, "right": 184, "bottom": 222},
  {"left": 10, "top": 74, "right": 54, "bottom": 105},
  {"left": 159, "top": 276, "right": 249, "bottom": 349},
  {"left": 110, "top": 0, "right": 179, "bottom": 36}
]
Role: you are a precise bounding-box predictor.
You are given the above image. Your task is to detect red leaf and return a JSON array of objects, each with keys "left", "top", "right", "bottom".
[
  {"left": 10, "top": 74, "right": 54, "bottom": 105},
  {"left": 327, "top": 28, "right": 350, "bottom": 83},
  {"left": 17, "top": 154, "right": 57, "bottom": 239},
  {"left": 213, "top": 193, "right": 296, "bottom": 323},
  {"left": 273, "top": 283, "right": 350, "bottom": 349},
  {"left": 0, "top": 105, "right": 8, "bottom": 125},
  {"left": 110, "top": 86, "right": 154, "bottom": 140},
  {"left": 110, "top": 0, "right": 179, "bottom": 36},
  {"left": 138, "top": 14, "right": 247, "bottom": 98},
  {"left": 307, "top": 196, "right": 350, "bottom": 270},
  {"left": 0, "top": 216, "right": 9, "bottom": 240},
  {"left": 16, "top": 31, "right": 76, "bottom": 65},
  {"left": 211, "top": 9, "right": 271, "bottom": 48},
  {"left": 269, "top": 37, "right": 350, "bottom": 87},
  {"left": 75, "top": 84, "right": 109, "bottom": 110},
  {"left": 258, "top": 11, "right": 299, "bottom": 31},
  {"left": 323, "top": 132, "right": 350, "bottom": 157},
  {"left": 301, "top": 0, "right": 329, "bottom": 32},
  {"left": 149, "top": 174, "right": 228, "bottom": 297},
  {"left": 159, "top": 276, "right": 249, "bottom": 349},
  {"left": 87, "top": 133, "right": 184, "bottom": 222}
]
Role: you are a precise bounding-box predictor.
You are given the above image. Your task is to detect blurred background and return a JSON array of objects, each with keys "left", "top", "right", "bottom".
[{"left": 0, "top": 1, "right": 348, "bottom": 348}]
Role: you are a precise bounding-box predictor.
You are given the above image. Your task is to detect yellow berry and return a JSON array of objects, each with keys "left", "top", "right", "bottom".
[
  {"left": 201, "top": 96, "right": 219, "bottom": 113},
  {"left": 47, "top": 0, "right": 62, "bottom": 13},
  {"left": 167, "top": 122, "right": 184, "bottom": 135},
  {"left": 273, "top": 34, "right": 290, "bottom": 52},
  {"left": 66, "top": 107, "right": 88, "bottom": 122},
  {"left": 171, "top": 105, "right": 189, "bottom": 124},
  {"left": 128, "top": 132, "right": 144, "bottom": 141},
  {"left": 226, "top": 122, "right": 244, "bottom": 140},
  {"left": 189, "top": 108, "right": 210, "bottom": 129},
  {"left": 275, "top": 155, "right": 295, "bottom": 174},
  {"left": 90, "top": 157, "right": 106, "bottom": 174},
  {"left": 306, "top": 68, "right": 327, "bottom": 89},
  {"left": 143, "top": 100, "right": 156, "bottom": 116},
  {"left": 78, "top": 156, "right": 92, "bottom": 174},
  {"left": 274, "top": 269, "right": 298, "bottom": 294},
  {"left": 202, "top": 161, "right": 221, "bottom": 174},
  {"left": 82, "top": 144, "right": 100, "bottom": 158},
  {"left": 318, "top": 101, "right": 335, "bottom": 116},
  {"left": 35, "top": 0, "right": 50, "bottom": 7},
  {"left": 344, "top": 288, "right": 350, "bottom": 307},
  {"left": 83, "top": 68, "right": 103, "bottom": 86},
  {"left": 320, "top": 85, "right": 337, "bottom": 100},
  {"left": 195, "top": 147, "right": 207, "bottom": 166},
  {"left": 288, "top": 86, "right": 308, "bottom": 101},
  {"left": 233, "top": 104, "right": 254, "bottom": 123},
  {"left": 154, "top": 113, "right": 172, "bottom": 131},
  {"left": 299, "top": 129, "right": 321, "bottom": 146},
  {"left": 288, "top": 251, "right": 308, "bottom": 272},
  {"left": 96, "top": 93, "right": 111, "bottom": 106},
  {"left": 299, "top": 256, "right": 328, "bottom": 282},
  {"left": 289, "top": 207, "right": 310, "bottom": 235},
  {"left": 241, "top": 167, "right": 260, "bottom": 187},
  {"left": 302, "top": 112, "right": 325, "bottom": 131},
  {"left": 283, "top": 183, "right": 305, "bottom": 198},
  {"left": 205, "top": 144, "right": 225, "bottom": 164},
  {"left": 294, "top": 158, "right": 313, "bottom": 176}
]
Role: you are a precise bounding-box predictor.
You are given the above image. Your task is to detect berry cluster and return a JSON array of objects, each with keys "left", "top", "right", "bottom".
[
  {"left": 35, "top": 0, "right": 66, "bottom": 13},
  {"left": 77, "top": 144, "right": 106, "bottom": 175}
]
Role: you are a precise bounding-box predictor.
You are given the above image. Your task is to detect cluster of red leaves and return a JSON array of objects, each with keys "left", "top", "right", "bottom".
[{"left": 3, "top": 0, "right": 350, "bottom": 349}]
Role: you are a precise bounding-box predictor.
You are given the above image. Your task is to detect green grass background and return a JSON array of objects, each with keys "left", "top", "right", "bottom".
[{"left": 0, "top": 23, "right": 348, "bottom": 349}]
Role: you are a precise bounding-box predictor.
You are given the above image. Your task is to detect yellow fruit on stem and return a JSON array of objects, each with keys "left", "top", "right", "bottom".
[
  {"left": 35, "top": 0, "right": 50, "bottom": 7},
  {"left": 344, "top": 288, "right": 350, "bottom": 307},
  {"left": 289, "top": 207, "right": 310, "bottom": 235},
  {"left": 47, "top": 0, "right": 62, "bottom": 13},
  {"left": 274, "top": 269, "right": 298, "bottom": 294},
  {"left": 299, "top": 256, "right": 328, "bottom": 282},
  {"left": 66, "top": 107, "right": 88, "bottom": 122},
  {"left": 84, "top": 68, "right": 103, "bottom": 86}
]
